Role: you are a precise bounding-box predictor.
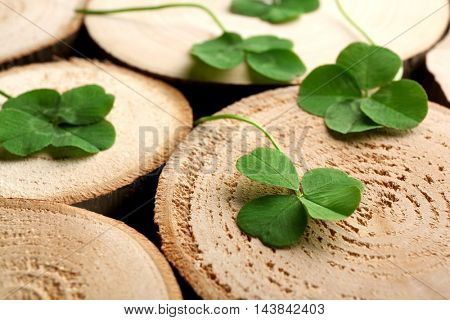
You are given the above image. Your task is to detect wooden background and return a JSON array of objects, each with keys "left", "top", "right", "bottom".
[{"left": 1, "top": 1, "right": 449, "bottom": 299}]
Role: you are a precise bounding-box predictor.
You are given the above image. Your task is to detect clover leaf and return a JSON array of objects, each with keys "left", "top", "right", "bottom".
[
  {"left": 191, "top": 32, "right": 245, "bottom": 69},
  {"left": 237, "top": 195, "right": 308, "bottom": 247},
  {"left": 247, "top": 49, "right": 306, "bottom": 82},
  {"left": 51, "top": 121, "right": 115, "bottom": 153},
  {"left": 297, "top": 44, "right": 428, "bottom": 133},
  {"left": 299, "top": 168, "right": 363, "bottom": 220},
  {"left": 296, "top": 0, "right": 430, "bottom": 134},
  {"left": 194, "top": 113, "right": 365, "bottom": 248},
  {"left": 325, "top": 100, "right": 382, "bottom": 134},
  {"left": 336, "top": 42, "right": 402, "bottom": 89},
  {"left": 59, "top": 85, "right": 115, "bottom": 125},
  {"left": 236, "top": 147, "right": 299, "bottom": 190},
  {"left": 298, "top": 64, "right": 361, "bottom": 116},
  {"left": 360, "top": 80, "right": 428, "bottom": 129},
  {"left": 231, "top": 0, "right": 320, "bottom": 23},
  {"left": 0, "top": 85, "right": 116, "bottom": 157},
  {"left": 235, "top": 157, "right": 364, "bottom": 246},
  {"left": 191, "top": 33, "right": 305, "bottom": 82},
  {"left": 1, "top": 89, "right": 61, "bottom": 120},
  {"left": 0, "top": 108, "right": 55, "bottom": 156},
  {"left": 236, "top": 159, "right": 364, "bottom": 246}
]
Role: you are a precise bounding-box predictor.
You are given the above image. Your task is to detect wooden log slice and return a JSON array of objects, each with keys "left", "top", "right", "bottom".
[
  {"left": 155, "top": 86, "right": 450, "bottom": 299},
  {"left": 427, "top": 27, "right": 450, "bottom": 103},
  {"left": 0, "top": 0, "right": 86, "bottom": 68},
  {"left": 0, "top": 59, "right": 192, "bottom": 214},
  {"left": 84, "top": 0, "right": 449, "bottom": 84},
  {"left": 0, "top": 199, "right": 181, "bottom": 299}
]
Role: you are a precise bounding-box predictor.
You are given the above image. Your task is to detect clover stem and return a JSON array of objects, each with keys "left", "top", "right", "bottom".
[
  {"left": 335, "top": 0, "right": 375, "bottom": 45},
  {"left": 0, "top": 90, "right": 11, "bottom": 99},
  {"left": 194, "top": 114, "right": 282, "bottom": 151},
  {"left": 76, "top": 3, "right": 227, "bottom": 33}
]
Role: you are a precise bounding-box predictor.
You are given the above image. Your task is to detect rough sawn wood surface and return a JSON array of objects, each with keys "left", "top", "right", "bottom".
[
  {"left": 155, "top": 86, "right": 450, "bottom": 299},
  {"left": 0, "top": 199, "right": 182, "bottom": 299},
  {"left": 0, "top": 0, "right": 86, "bottom": 67},
  {"left": 427, "top": 27, "right": 450, "bottom": 103}
]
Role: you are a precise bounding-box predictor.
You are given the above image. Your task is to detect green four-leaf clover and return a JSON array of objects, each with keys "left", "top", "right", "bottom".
[
  {"left": 298, "top": 42, "right": 428, "bottom": 133},
  {"left": 0, "top": 85, "right": 116, "bottom": 157}
]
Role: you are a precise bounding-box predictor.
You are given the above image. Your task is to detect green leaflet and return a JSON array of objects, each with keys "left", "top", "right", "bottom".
[
  {"left": 299, "top": 187, "right": 361, "bottom": 221},
  {"left": 301, "top": 167, "right": 364, "bottom": 193},
  {"left": 59, "top": 85, "right": 115, "bottom": 125},
  {"left": 231, "top": 0, "right": 319, "bottom": 23},
  {"left": 325, "top": 100, "right": 382, "bottom": 134},
  {"left": 299, "top": 168, "right": 363, "bottom": 220},
  {"left": 52, "top": 121, "right": 115, "bottom": 153},
  {"left": 236, "top": 147, "right": 299, "bottom": 190},
  {"left": 0, "top": 85, "right": 116, "bottom": 157},
  {"left": 247, "top": 49, "right": 306, "bottom": 82},
  {"left": 336, "top": 42, "right": 401, "bottom": 89},
  {"left": 360, "top": 80, "right": 428, "bottom": 129},
  {"left": 2, "top": 89, "right": 61, "bottom": 120},
  {"left": 297, "top": 43, "right": 428, "bottom": 133},
  {"left": 298, "top": 64, "right": 361, "bottom": 116},
  {"left": 191, "top": 32, "right": 245, "bottom": 69},
  {"left": 0, "top": 109, "right": 54, "bottom": 156},
  {"left": 237, "top": 195, "right": 308, "bottom": 247}
]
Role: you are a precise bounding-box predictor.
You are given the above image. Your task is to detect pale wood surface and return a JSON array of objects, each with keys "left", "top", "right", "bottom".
[
  {"left": 155, "top": 86, "right": 450, "bottom": 299},
  {"left": 84, "top": 0, "right": 449, "bottom": 84},
  {"left": 0, "top": 59, "right": 192, "bottom": 206},
  {"left": 0, "top": 199, "right": 181, "bottom": 299},
  {"left": 0, "top": 0, "right": 86, "bottom": 65},
  {"left": 428, "top": 28, "right": 450, "bottom": 102}
]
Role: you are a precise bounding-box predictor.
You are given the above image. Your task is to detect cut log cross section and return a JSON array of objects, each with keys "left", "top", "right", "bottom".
[
  {"left": 0, "top": 0, "right": 86, "bottom": 67},
  {"left": 427, "top": 28, "right": 450, "bottom": 103},
  {"left": 0, "top": 199, "right": 181, "bottom": 300},
  {"left": 0, "top": 59, "right": 192, "bottom": 213},
  {"left": 155, "top": 86, "right": 450, "bottom": 299},
  {"left": 84, "top": 0, "right": 449, "bottom": 84}
]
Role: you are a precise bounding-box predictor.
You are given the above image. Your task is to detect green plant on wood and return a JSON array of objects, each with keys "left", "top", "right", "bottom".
[
  {"left": 231, "top": 0, "right": 320, "bottom": 23},
  {"left": 195, "top": 114, "right": 363, "bottom": 248},
  {"left": 0, "top": 85, "right": 116, "bottom": 157},
  {"left": 76, "top": 3, "right": 306, "bottom": 82},
  {"left": 297, "top": 0, "right": 428, "bottom": 134}
]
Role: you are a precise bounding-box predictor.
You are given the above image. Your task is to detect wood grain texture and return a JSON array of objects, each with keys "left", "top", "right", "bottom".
[
  {"left": 0, "top": 199, "right": 181, "bottom": 300},
  {"left": 155, "top": 86, "right": 450, "bottom": 299},
  {"left": 0, "top": 59, "right": 192, "bottom": 207},
  {"left": 84, "top": 0, "right": 449, "bottom": 84},
  {"left": 0, "top": 0, "right": 86, "bottom": 66},
  {"left": 427, "top": 27, "right": 450, "bottom": 102}
]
